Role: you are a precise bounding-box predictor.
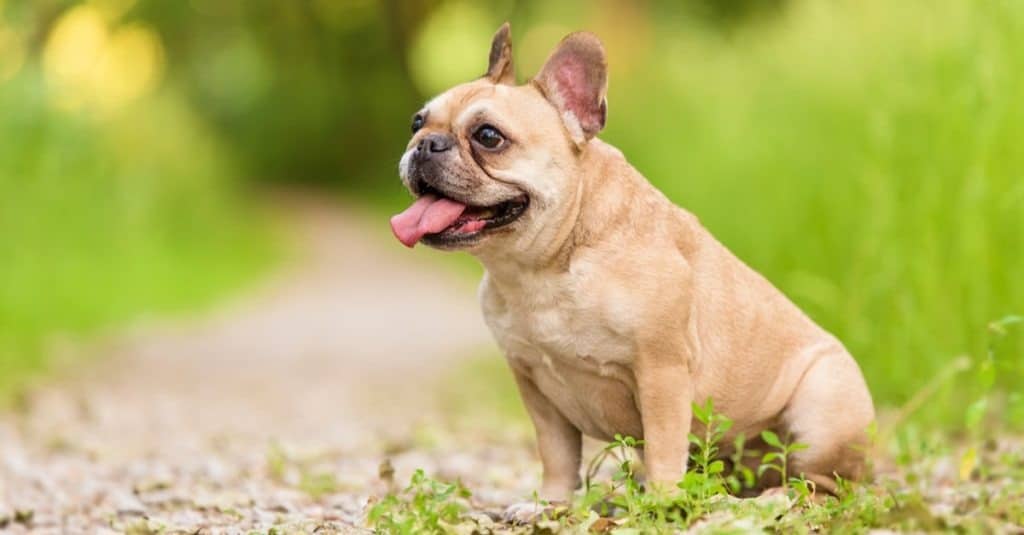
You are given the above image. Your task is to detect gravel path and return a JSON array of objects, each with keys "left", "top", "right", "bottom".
[{"left": 0, "top": 200, "right": 540, "bottom": 534}]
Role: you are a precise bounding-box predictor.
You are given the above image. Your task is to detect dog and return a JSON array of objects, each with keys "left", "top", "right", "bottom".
[{"left": 390, "top": 22, "right": 875, "bottom": 517}]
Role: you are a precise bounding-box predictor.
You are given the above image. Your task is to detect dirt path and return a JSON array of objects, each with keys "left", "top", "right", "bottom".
[{"left": 0, "top": 199, "right": 538, "bottom": 534}]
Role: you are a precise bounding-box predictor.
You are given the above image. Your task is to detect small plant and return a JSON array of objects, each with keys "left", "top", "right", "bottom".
[
  {"left": 579, "top": 434, "right": 657, "bottom": 521},
  {"left": 266, "top": 442, "right": 287, "bottom": 482},
  {"left": 584, "top": 433, "right": 644, "bottom": 493},
  {"left": 727, "top": 433, "right": 757, "bottom": 494},
  {"left": 300, "top": 471, "right": 340, "bottom": 499},
  {"left": 676, "top": 399, "right": 733, "bottom": 516},
  {"left": 758, "top": 429, "right": 810, "bottom": 496},
  {"left": 577, "top": 400, "right": 743, "bottom": 530},
  {"left": 959, "top": 315, "right": 1021, "bottom": 482},
  {"left": 364, "top": 396, "right": 1024, "bottom": 533},
  {"left": 367, "top": 469, "right": 471, "bottom": 534}
]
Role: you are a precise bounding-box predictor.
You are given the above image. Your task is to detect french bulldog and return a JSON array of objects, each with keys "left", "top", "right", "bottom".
[{"left": 390, "top": 22, "right": 875, "bottom": 516}]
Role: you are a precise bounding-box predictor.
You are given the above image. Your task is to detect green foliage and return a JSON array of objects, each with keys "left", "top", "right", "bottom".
[
  {"left": 0, "top": 67, "right": 275, "bottom": 399},
  {"left": 681, "top": 399, "right": 734, "bottom": 512},
  {"left": 367, "top": 469, "right": 472, "bottom": 535},
  {"left": 726, "top": 432, "right": 757, "bottom": 494},
  {"left": 386, "top": 404, "right": 1024, "bottom": 533},
  {"left": 573, "top": 402, "right": 815, "bottom": 531},
  {"left": 579, "top": 434, "right": 682, "bottom": 525},
  {"left": 265, "top": 442, "right": 345, "bottom": 500},
  {"left": 757, "top": 429, "right": 809, "bottom": 490},
  {"left": 130, "top": 1, "right": 427, "bottom": 191},
  {"left": 299, "top": 472, "right": 340, "bottom": 500}
]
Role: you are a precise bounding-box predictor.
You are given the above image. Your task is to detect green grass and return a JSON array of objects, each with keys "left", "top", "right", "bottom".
[
  {"left": 411, "top": 314, "right": 1023, "bottom": 532},
  {"left": 369, "top": 404, "right": 1024, "bottom": 534},
  {"left": 0, "top": 68, "right": 276, "bottom": 399}
]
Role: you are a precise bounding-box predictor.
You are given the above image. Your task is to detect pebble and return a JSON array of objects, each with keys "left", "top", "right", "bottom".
[{"left": 112, "top": 492, "right": 148, "bottom": 517}]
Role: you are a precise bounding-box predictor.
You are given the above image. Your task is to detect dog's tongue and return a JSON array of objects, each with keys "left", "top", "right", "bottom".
[{"left": 390, "top": 194, "right": 467, "bottom": 247}]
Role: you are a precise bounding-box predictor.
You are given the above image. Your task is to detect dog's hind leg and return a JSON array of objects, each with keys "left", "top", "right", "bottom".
[{"left": 778, "top": 348, "right": 875, "bottom": 494}]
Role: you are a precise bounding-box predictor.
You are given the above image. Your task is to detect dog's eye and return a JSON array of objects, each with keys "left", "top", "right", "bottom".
[
  {"left": 473, "top": 125, "right": 504, "bottom": 149},
  {"left": 411, "top": 114, "right": 425, "bottom": 133}
]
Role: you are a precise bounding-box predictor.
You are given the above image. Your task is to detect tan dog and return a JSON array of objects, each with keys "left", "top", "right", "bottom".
[{"left": 391, "top": 23, "right": 874, "bottom": 512}]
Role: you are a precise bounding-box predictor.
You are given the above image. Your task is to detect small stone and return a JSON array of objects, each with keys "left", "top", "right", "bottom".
[
  {"left": 132, "top": 478, "right": 171, "bottom": 494},
  {"left": 112, "top": 492, "right": 147, "bottom": 517},
  {"left": 203, "top": 458, "right": 228, "bottom": 480},
  {"left": 250, "top": 507, "right": 275, "bottom": 523},
  {"left": 590, "top": 516, "right": 618, "bottom": 533},
  {"left": 378, "top": 459, "right": 395, "bottom": 487},
  {"left": 264, "top": 497, "right": 297, "bottom": 514},
  {"left": 301, "top": 504, "right": 324, "bottom": 518},
  {"left": 466, "top": 512, "right": 496, "bottom": 527},
  {"left": 138, "top": 488, "right": 187, "bottom": 507},
  {"left": 168, "top": 509, "right": 206, "bottom": 528}
]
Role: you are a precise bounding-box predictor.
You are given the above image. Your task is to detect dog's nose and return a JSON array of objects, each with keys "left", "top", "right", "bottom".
[{"left": 417, "top": 133, "right": 454, "bottom": 155}]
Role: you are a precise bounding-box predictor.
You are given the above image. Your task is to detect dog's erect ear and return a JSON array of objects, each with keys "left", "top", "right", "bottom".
[
  {"left": 534, "top": 32, "right": 607, "bottom": 144},
  {"left": 485, "top": 22, "right": 515, "bottom": 85}
]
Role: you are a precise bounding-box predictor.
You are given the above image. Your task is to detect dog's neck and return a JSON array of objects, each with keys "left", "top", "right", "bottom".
[{"left": 537, "top": 166, "right": 587, "bottom": 268}]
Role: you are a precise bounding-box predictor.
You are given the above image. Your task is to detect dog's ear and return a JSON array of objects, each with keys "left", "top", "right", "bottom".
[
  {"left": 485, "top": 22, "right": 515, "bottom": 85},
  {"left": 533, "top": 32, "right": 608, "bottom": 144}
]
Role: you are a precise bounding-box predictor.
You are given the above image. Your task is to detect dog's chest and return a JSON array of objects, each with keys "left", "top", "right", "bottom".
[
  {"left": 482, "top": 269, "right": 643, "bottom": 439},
  {"left": 486, "top": 270, "right": 635, "bottom": 369}
]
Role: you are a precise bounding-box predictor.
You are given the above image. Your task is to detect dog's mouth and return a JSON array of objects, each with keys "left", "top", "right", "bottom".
[{"left": 390, "top": 188, "right": 529, "bottom": 248}]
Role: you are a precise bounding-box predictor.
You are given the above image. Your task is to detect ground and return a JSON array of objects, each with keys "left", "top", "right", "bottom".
[
  {"left": 1, "top": 202, "right": 1022, "bottom": 534},
  {"left": 0, "top": 200, "right": 538, "bottom": 533}
]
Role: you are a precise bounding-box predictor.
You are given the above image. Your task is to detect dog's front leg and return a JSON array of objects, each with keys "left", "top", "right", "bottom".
[
  {"left": 510, "top": 368, "right": 582, "bottom": 501},
  {"left": 503, "top": 367, "right": 581, "bottom": 524},
  {"left": 636, "top": 349, "right": 693, "bottom": 490}
]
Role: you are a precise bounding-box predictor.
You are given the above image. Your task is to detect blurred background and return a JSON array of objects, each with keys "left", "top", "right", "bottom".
[{"left": 1, "top": 0, "right": 1021, "bottom": 431}]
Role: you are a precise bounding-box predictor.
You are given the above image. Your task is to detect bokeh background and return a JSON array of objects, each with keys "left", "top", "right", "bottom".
[{"left": 1, "top": 0, "right": 1021, "bottom": 430}]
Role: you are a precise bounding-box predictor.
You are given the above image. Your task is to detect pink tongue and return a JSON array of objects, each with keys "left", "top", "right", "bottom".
[{"left": 390, "top": 194, "right": 467, "bottom": 248}]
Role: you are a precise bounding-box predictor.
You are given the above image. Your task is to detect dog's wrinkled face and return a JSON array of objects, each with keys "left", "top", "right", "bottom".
[
  {"left": 391, "top": 23, "right": 608, "bottom": 257},
  {"left": 393, "top": 81, "right": 544, "bottom": 251}
]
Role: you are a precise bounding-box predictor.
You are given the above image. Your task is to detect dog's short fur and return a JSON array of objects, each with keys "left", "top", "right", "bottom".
[{"left": 393, "top": 23, "right": 875, "bottom": 502}]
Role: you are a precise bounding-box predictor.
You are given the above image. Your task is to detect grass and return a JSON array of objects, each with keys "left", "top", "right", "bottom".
[
  {"left": 0, "top": 68, "right": 277, "bottom": 400},
  {"left": 372, "top": 308, "right": 1023, "bottom": 532},
  {"left": 368, "top": 403, "right": 1024, "bottom": 534}
]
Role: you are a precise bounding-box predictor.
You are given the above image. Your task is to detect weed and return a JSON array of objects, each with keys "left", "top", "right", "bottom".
[
  {"left": 367, "top": 469, "right": 472, "bottom": 534},
  {"left": 266, "top": 443, "right": 342, "bottom": 499},
  {"left": 388, "top": 311, "right": 1024, "bottom": 532},
  {"left": 299, "top": 471, "right": 340, "bottom": 500},
  {"left": 758, "top": 429, "right": 810, "bottom": 495},
  {"left": 368, "top": 432, "right": 1024, "bottom": 533},
  {"left": 726, "top": 433, "right": 757, "bottom": 494}
]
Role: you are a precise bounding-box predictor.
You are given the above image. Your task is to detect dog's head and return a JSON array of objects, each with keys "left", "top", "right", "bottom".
[{"left": 391, "top": 23, "right": 608, "bottom": 259}]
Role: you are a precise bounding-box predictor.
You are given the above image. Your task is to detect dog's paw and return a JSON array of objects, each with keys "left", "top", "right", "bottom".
[{"left": 502, "top": 501, "right": 555, "bottom": 525}]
